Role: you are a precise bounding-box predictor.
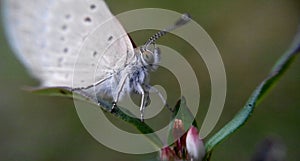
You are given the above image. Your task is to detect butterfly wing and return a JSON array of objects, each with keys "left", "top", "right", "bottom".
[
  {"left": 3, "top": 0, "right": 49, "bottom": 80},
  {"left": 3, "top": 0, "right": 134, "bottom": 88}
]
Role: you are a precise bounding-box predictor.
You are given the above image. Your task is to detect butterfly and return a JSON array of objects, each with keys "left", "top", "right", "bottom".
[{"left": 4, "top": 0, "right": 190, "bottom": 121}]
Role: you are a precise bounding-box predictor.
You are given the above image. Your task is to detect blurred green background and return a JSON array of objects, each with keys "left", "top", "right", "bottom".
[{"left": 1, "top": 0, "right": 299, "bottom": 160}]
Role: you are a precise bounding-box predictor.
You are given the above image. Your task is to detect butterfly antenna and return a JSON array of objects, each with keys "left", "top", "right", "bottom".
[{"left": 141, "top": 13, "right": 191, "bottom": 52}]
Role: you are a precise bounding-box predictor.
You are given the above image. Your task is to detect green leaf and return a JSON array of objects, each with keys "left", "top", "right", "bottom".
[
  {"left": 167, "top": 97, "right": 198, "bottom": 145},
  {"left": 27, "top": 86, "right": 163, "bottom": 148},
  {"left": 173, "top": 97, "right": 199, "bottom": 129},
  {"left": 203, "top": 27, "right": 300, "bottom": 160}
]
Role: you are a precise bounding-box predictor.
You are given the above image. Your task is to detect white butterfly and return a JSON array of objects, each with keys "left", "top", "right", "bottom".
[{"left": 4, "top": 0, "right": 190, "bottom": 121}]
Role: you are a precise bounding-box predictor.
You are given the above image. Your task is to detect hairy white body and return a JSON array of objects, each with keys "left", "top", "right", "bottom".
[{"left": 79, "top": 47, "right": 161, "bottom": 120}]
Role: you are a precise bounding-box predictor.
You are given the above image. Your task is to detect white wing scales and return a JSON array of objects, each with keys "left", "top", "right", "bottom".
[
  {"left": 4, "top": 0, "right": 134, "bottom": 88},
  {"left": 3, "top": 0, "right": 49, "bottom": 78}
]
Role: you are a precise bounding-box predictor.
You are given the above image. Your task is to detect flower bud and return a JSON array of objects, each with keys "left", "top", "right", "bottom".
[
  {"left": 186, "top": 126, "right": 205, "bottom": 160},
  {"left": 160, "top": 146, "right": 176, "bottom": 161}
]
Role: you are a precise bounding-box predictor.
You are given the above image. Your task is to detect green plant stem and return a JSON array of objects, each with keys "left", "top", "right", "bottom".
[{"left": 204, "top": 27, "right": 300, "bottom": 160}]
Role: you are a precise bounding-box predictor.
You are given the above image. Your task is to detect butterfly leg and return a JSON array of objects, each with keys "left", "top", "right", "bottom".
[
  {"left": 135, "top": 83, "right": 147, "bottom": 122},
  {"left": 112, "top": 74, "right": 129, "bottom": 111},
  {"left": 146, "top": 85, "right": 172, "bottom": 112}
]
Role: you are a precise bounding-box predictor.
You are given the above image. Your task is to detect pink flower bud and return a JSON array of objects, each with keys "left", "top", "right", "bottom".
[
  {"left": 186, "top": 126, "right": 205, "bottom": 160},
  {"left": 160, "top": 146, "right": 176, "bottom": 161}
]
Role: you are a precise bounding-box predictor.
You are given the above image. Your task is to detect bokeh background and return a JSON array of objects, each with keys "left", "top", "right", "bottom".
[{"left": 0, "top": 0, "right": 299, "bottom": 160}]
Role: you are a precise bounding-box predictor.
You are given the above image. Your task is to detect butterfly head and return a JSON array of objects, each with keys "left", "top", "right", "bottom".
[
  {"left": 137, "top": 13, "right": 191, "bottom": 71},
  {"left": 138, "top": 46, "right": 161, "bottom": 71}
]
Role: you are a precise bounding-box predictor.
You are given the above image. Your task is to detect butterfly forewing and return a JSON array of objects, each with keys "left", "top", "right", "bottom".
[
  {"left": 4, "top": 0, "right": 134, "bottom": 89},
  {"left": 3, "top": 0, "right": 50, "bottom": 79}
]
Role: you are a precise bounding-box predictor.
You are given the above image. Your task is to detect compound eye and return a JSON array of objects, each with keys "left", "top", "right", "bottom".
[{"left": 142, "top": 50, "right": 155, "bottom": 64}]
